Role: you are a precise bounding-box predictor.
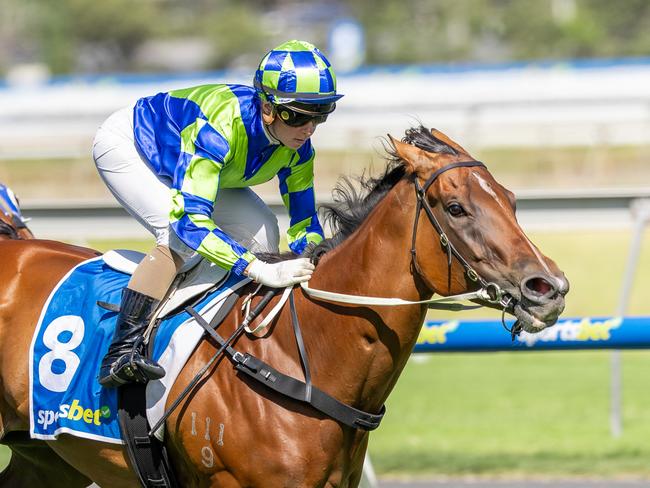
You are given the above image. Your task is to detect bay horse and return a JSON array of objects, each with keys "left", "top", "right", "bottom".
[{"left": 0, "top": 128, "right": 568, "bottom": 487}]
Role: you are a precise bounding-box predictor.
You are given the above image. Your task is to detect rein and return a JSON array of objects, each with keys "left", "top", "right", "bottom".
[{"left": 299, "top": 281, "right": 484, "bottom": 310}]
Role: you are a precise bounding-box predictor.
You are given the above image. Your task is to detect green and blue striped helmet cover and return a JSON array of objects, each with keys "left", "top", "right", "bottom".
[{"left": 254, "top": 40, "right": 343, "bottom": 105}]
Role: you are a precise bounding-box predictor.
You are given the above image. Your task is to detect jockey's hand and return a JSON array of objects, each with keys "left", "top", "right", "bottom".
[{"left": 245, "top": 258, "right": 315, "bottom": 288}]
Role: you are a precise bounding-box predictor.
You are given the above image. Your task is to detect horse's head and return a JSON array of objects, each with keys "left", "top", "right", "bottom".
[
  {"left": 390, "top": 127, "right": 568, "bottom": 332},
  {"left": 0, "top": 184, "right": 34, "bottom": 240}
]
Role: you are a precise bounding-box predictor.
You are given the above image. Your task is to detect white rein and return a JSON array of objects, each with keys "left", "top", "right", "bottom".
[{"left": 299, "top": 281, "right": 501, "bottom": 309}]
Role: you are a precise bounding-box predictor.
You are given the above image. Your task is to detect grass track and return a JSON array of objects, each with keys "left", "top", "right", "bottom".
[
  {"left": 2, "top": 229, "right": 650, "bottom": 476},
  {"left": 369, "top": 350, "right": 650, "bottom": 476}
]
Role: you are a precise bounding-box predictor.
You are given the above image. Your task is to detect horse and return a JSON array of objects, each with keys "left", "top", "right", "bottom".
[
  {"left": 0, "top": 127, "right": 568, "bottom": 487},
  {"left": 0, "top": 184, "right": 33, "bottom": 240}
]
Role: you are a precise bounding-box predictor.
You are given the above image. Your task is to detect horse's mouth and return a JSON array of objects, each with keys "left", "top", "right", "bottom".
[
  {"left": 489, "top": 272, "right": 569, "bottom": 335},
  {"left": 512, "top": 296, "right": 565, "bottom": 333}
]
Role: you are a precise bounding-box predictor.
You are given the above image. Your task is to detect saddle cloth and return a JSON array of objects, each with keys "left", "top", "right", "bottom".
[{"left": 29, "top": 252, "right": 249, "bottom": 444}]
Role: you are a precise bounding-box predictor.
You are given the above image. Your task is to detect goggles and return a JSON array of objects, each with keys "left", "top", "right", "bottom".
[{"left": 275, "top": 102, "right": 336, "bottom": 127}]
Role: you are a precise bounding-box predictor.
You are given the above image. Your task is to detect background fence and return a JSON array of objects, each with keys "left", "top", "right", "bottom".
[
  {"left": 18, "top": 188, "right": 650, "bottom": 241},
  {"left": 2, "top": 59, "right": 650, "bottom": 161}
]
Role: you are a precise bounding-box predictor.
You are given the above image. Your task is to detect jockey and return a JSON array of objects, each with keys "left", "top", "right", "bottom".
[
  {"left": 0, "top": 184, "right": 23, "bottom": 222},
  {"left": 93, "top": 40, "right": 342, "bottom": 387},
  {"left": 0, "top": 183, "right": 31, "bottom": 237}
]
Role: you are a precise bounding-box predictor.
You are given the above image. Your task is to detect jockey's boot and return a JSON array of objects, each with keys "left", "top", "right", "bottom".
[{"left": 98, "top": 288, "right": 166, "bottom": 388}]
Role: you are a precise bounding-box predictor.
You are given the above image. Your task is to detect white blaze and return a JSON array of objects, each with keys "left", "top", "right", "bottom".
[
  {"left": 471, "top": 172, "right": 552, "bottom": 275},
  {"left": 472, "top": 172, "right": 505, "bottom": 210}
]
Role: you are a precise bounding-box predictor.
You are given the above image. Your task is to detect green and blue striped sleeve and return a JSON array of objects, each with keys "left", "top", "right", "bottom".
[
  {"left": 169, "top": 119, "right": 255, "bottom": 274},
  {"left": 278, "top": 142, "right": 324, "bottom": 254}
]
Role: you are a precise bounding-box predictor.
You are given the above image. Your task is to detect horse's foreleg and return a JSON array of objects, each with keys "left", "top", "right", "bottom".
[
  {"left": 0, "top": 435, "right": 91, "bottom": 488},
  {"left": 344, "top": 436, "right": 370, "bottom": 488},
  {"left": 46, "top": 435, "right": 141, "bottom": 488}
]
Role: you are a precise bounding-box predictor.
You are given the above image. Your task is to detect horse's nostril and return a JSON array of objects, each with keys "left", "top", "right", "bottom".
[{"left": 524, "top": 276, "right": 554, "bottom": 296}]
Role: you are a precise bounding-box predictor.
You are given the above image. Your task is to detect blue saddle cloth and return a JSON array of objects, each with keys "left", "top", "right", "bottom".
[{"left": 30, "top": 256, "right": 246, "bottom": 444}]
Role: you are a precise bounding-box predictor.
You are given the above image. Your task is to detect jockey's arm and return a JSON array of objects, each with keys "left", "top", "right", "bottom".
[
  {"left": 277, "top": 146, "right": 324, "bottom": 255},
  {"left": 169, "top": 128, "right": 256, "bottom": 276},
  {"left": 170, "top": 154, "right": 316, "bottom": 286}
]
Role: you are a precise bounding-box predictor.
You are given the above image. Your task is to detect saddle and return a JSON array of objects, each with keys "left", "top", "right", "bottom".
[
  {"left": 102, "top": 250, "right": 386, "bottom": 488},
  {"left": 102, "top": 249, "right": 229, "bottom": 319}
]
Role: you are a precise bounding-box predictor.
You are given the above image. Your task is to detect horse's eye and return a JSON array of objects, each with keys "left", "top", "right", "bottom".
[{"left": 447, "top": 203, "right": 465, "bottom": 217}]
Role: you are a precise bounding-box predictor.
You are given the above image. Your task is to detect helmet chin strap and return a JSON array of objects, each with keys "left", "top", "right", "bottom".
[
  {"left": 265, "top": 123, "right": 282, "bottom": 146},
  {"left": 260, "top": 101, "right": 284, "bottom": 146}
]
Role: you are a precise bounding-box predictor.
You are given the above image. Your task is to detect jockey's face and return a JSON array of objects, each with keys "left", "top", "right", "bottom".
[
  {"left": 263, "top": 101, "right": 319, "bottom": 149},
  {"left": 271, "top": 116, "right": 318, "bottom": 149}
]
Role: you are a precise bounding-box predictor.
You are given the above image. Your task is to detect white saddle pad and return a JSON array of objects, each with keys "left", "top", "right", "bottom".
[{"left": 103, "top": 249, "right": 229, "bottom": 317}]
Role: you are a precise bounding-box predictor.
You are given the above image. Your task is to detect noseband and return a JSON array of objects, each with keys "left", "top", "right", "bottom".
[{"left": 410, "top": 161, "right": 513, "bottom": 311}]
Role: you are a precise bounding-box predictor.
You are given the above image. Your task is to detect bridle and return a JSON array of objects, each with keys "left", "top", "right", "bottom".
[
  {"left": 300, "top": 159, "right": 518, "bottom": 323},
  {"left": 410, "top": 160, "right": 513, "bottom": 310},
  {"left": 409, "top": 160, "right": 522, "bottom": 337}
]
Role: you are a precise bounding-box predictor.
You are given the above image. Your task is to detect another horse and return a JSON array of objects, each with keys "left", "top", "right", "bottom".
[
  {"left": 0, "top": 184, "right": 33, "bottom": 240},
  {"left": 0, "top": 128, "right": 568, "bottom": 487}
]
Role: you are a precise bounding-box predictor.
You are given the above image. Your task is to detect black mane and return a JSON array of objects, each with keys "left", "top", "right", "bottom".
[{"left": 257, "top": 126, "right": 457, "bottom": 264}]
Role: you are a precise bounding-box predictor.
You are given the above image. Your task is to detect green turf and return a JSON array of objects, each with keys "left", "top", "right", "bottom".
[
  {"left": 2, "top": 230, "right": 650, "bottom": 476},
  {"left": 369, "top": 350, "right": 650, "bottom": 476}
]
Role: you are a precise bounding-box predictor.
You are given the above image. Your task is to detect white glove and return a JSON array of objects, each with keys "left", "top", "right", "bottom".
[{"left": 245, "top": 258, "right": 315, "bottom": 288}]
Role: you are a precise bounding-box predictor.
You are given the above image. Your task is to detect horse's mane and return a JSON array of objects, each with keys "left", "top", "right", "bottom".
[{"left": 257, "top": 126, "right": 457, "bottom": 264}]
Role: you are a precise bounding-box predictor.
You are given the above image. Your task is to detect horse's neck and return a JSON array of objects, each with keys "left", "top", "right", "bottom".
[
  {"left": 317, "top": 182, "right": 424, "bottom": 300},
  {"left": 304, "top": 180, "right": 429, "bottom": 409}
]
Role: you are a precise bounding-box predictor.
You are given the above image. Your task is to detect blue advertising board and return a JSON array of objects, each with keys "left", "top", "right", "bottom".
[{"left": 414, "top": 316, "right": 650, "bottom": 352}]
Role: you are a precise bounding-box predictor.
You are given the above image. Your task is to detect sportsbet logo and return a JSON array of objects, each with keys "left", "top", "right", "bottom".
[
  {"left": 37, "top": 399, "right": 111, "bottom": 430},
  {"left": 518, "top": 317, "right": 623, "bottom": 347},
  {"left": 417, "top": 320, "right": 459, "bottom": 344}
]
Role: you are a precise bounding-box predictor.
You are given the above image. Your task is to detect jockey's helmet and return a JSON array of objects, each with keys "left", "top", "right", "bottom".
[{"left": 254, "top": 40, "right": 342, "bottom": 122}]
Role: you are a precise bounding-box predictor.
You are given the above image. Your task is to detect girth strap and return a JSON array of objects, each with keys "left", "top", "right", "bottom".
[
  {"left": 235, "top": 354, "right": 385, "bottom": 430},
  {"left": 186, "top": 296, "right": 386, "bottom": 431}
]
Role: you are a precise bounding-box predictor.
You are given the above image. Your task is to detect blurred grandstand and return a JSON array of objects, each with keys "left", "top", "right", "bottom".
[{"left": 1, "top": 58, "right": 650, "bottom": 161}]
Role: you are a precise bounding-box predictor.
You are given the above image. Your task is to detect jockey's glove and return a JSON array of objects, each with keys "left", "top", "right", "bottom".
[{"left": 245, "top": 258, "right": 315, "bottom": 288}]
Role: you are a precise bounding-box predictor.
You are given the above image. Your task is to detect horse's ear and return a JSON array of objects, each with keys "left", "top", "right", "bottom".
[
  {"left": 388, "top": 135, "right": 429, "bottom": 173},
  {"left": 430, "top": 129, "right": 472, "bottom": 157}
]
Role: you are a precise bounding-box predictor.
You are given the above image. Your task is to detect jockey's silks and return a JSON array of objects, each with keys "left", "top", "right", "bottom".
[{"left": 133, "top": 84, "right": 324, "bottom": 275}]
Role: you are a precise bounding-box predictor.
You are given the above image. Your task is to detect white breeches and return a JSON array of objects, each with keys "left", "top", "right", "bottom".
[{"left": 92, "top": 106, "right": 280, "bottom": 262}]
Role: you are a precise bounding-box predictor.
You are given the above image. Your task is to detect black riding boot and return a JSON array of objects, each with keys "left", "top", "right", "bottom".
[{"left": 98, "top": 288, "right": 166, "bottom": 387}]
